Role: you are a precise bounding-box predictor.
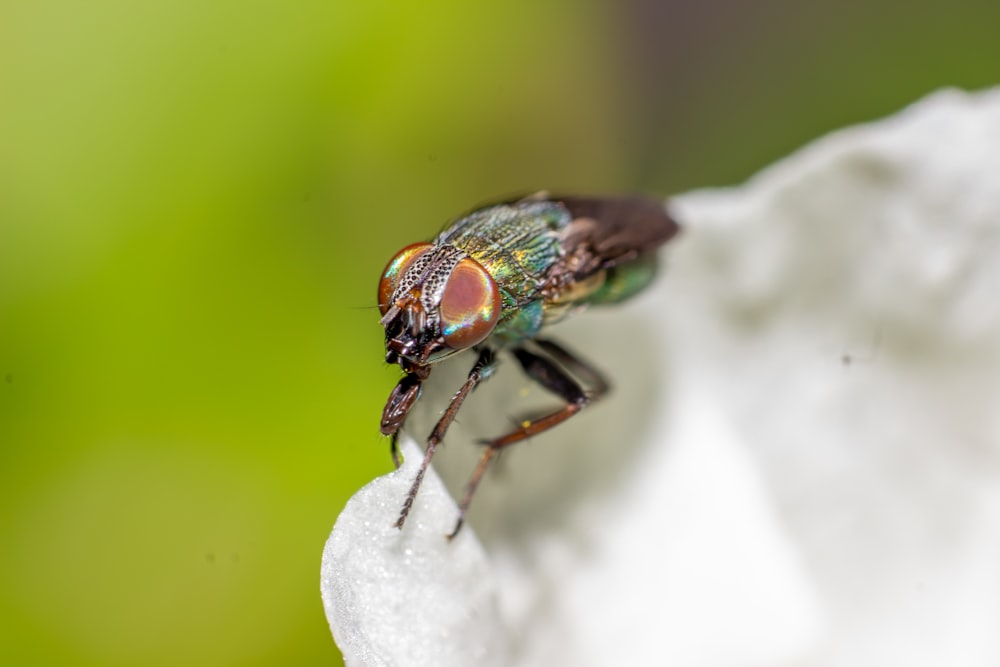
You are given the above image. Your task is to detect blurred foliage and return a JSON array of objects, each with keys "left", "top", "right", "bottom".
[{"left": 0, "top": 0, "right": 997, "bottom": 664}]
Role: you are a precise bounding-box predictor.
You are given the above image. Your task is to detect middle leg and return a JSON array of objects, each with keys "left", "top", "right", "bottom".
[{"left": 448, "top": 340, "right": 606, "bottom": 538}]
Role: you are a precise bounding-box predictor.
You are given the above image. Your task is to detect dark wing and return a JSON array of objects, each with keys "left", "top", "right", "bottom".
[{"left": 551, "top": 194, "right": 681, "bottom": 276}]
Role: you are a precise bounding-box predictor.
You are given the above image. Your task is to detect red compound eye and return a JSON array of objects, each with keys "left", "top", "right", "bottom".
[
  {"left": 439, "top": 257, "right": 501, "bottom": 349},
  {"left": 378, "top": 243, "right": 433, "bottom": 315}
]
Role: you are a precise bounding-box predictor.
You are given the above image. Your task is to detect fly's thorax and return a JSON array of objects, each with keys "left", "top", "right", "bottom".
[
  {"left": 378, "top": 242, "right": 501, "bottom": 369},
  {"left": 437, "top": 201, "right": 571, "bottom": 302}
]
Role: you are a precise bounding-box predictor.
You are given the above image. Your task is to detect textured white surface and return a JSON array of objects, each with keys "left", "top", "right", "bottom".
[
  {"left": 323, "top": 88, "right": 1000, "bottom": 666},
  {"left": 320, "top": 439, "right": 509, "bottom": 667}
]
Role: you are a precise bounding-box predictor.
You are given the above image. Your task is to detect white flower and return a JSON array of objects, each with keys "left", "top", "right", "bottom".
[{"left": 322, "top": 88, "right": 1000, "bottom": 667}]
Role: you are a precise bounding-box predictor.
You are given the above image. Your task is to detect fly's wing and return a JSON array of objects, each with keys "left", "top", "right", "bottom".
[{"left": 551, "top": 195, "right": 681, "bottom": 278}]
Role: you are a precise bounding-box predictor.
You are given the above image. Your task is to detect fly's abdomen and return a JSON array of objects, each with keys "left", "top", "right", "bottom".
[{"left": 585, "top": 254, "right": 659, "bottom": 306}]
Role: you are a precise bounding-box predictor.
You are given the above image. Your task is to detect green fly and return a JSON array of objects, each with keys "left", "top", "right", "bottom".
[{"left": 377, "top": 192, "right": 680, "bottom": 537}]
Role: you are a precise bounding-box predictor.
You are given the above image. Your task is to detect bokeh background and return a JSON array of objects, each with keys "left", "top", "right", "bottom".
[{"left": 1, "top": 1, "right": 998, "bottom": 665}]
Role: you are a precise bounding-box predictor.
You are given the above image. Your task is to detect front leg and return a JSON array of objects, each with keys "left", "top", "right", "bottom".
[
  {"left": 394, "top": 347, "right": 497, "bottom": 530},
  {"left": 381, "top": 372, "right": 424, "bottom": 469},
  {"left": 447, "top": 339, "right": 607, "bottom": 538}
]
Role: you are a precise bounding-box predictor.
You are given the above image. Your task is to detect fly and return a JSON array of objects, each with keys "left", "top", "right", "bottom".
[{"left": 377, "top": 192, "right": 681, "bottom": 537}]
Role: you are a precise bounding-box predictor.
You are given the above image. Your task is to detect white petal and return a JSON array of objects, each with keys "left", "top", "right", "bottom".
[
  {"left": 324, "top": 87, "right": 1000, "bottom": 667},
  {"left": 321, "top": 439, "right": 510, "bottom": 667}
]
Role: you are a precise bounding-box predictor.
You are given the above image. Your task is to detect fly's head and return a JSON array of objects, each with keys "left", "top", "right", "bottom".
[{"left": 378, "top": 242, "right": 501, "bottom": 375}]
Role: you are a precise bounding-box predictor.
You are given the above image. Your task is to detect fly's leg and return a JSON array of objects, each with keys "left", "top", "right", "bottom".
[
  {"left": 447, "top": 339, "right": 608, "bottom": 539},
  {"left": 395, "top": 348, "right": 496, "bottom": 530},
  {"left": 389, "top": 433, "right": 402, "bottom": 470},
  {"left": 381, "top": 373, "right": 425, "bottom": 469},
  {"left": 534, "top": 338, "right": 610, "bottom": 397}
]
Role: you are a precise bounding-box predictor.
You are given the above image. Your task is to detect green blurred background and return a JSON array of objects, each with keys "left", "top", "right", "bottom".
[{"left": 1, "top": 0, "right": 997, "bottom": 664}]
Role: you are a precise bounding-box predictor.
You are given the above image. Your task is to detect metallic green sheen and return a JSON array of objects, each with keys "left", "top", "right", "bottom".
[
  {"left": 586, "top": 254, "right": 659, "bottom": 305},
  {"left": 436, "top": 201, "right": 570, "bottom": 343}
]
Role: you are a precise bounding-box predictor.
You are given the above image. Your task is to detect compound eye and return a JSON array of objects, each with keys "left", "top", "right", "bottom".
[
  {"left": 440, "top": 257, "right": 501, "bottom": 349},
  {"left": 378, "top": 243, "right": 433, "bottom": 315}
]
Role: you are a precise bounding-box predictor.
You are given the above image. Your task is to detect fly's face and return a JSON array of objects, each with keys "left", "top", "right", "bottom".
[{"left": 378, "top": 242, "right": 501, "bottom": 373}]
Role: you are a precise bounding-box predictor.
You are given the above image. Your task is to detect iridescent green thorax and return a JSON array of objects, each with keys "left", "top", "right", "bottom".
[
  {"left": 436, "top": 201, "right": 570, "bottom": 292},
  {"left": 436, "top": 201, "right": 571, "bottom": 344},
  {"left": 403, "top": 195, "right": 673, "bottom": 353}
]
